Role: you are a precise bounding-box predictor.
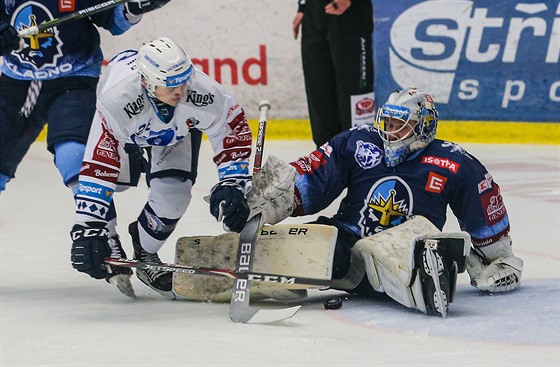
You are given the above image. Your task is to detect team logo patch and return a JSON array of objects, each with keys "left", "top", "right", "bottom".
[
  {"left": 11, "top": 2, "right": 64, "bottom": 70},
  {"left": 425, "top": 172, "right": 447, "bottom": 193},
  {"left": 481, "top": 185, "right": 506, "bottom": 226},
  {"left": 354, "top": 140, "right": 383, "bottom": 169},
  {"left": 359, "top": 176, "right": 413, "bottom": 237}
]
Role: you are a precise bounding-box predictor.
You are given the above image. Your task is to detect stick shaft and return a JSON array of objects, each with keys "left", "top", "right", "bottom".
[
  {"left": 253, "top": 102, "right": 270, "bottom": 173},
  {"left": 18, "top": 0, "right": 132, "bottom": 37}
]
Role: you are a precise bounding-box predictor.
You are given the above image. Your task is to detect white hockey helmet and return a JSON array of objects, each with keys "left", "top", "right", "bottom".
[
  {"left": 374, "top": 87, "right": 438, "bottom": 167},
  {"left": 137, "top": 37, "right": 195, "bottom": 98}
]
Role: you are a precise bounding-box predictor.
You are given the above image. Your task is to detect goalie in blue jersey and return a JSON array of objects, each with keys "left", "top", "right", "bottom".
[{"left": 246, "top": 87, "right": 523, "bottom": 317}]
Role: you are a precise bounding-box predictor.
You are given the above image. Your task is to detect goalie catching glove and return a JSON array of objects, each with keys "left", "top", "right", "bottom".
[
  {"left": 246, "top": 155, "right": 296, "bottom": 225},
  {"left": 466, "top": 236, "right": 523, "bottom": 293}
]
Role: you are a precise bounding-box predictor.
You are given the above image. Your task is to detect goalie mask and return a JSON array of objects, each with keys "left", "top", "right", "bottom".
[
  {"left": 137, "top": 37, "right": 195, "bottom": 98},
  {"left": 374, "top": 88, "right": 438, "bottom": 167}
]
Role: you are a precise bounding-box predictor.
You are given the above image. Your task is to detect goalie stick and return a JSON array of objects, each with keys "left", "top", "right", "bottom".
[
  {"left": 228, "top": 100, "right": 303, "bottom": 323},
  {"left": 18, "top": 0, "right": 132, "bottom": 37}
]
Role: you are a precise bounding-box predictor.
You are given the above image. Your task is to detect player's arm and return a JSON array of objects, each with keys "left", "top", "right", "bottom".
[
  {"left": 203, "top": 97, "right": 253, "bottom": 233},
  {"left": 449, "top": 159, "right": 523, "bottom": 293},
  {"left": 245, "top": 133, "right": 350, "bottom": 225},
  {"left": 290, "top": 133, "right": 350, "bottom": 216},
  {"left": 83, "top": 0, "right": 172, "bottom": 35},
  {"left": 71, "top": 109, "right": 122, "bottom": 279}
]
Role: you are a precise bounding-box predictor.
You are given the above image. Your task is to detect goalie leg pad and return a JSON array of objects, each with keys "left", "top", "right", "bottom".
[
  {"left": 352, "top": 216, "right": 470, "bottom": 317},
  {"left": 173, "top": 224, "right": 338, "bottom": 302}
]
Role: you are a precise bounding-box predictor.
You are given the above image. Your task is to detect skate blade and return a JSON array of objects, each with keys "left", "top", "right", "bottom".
[{"left": 108, "top": 274, "right": 136, "bottom": 298}]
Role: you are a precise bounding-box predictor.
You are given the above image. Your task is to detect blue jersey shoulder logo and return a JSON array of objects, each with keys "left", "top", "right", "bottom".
[{"left": 354, "top": 140, "right": 383, "bottom": 169}]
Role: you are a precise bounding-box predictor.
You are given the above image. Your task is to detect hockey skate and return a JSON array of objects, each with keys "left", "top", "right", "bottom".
[
  {"left": 105, "top": 235, "right": 135, "bottom": 298},
  {"left": 129, "top": 222, "right": 174, "bottom": 299}
]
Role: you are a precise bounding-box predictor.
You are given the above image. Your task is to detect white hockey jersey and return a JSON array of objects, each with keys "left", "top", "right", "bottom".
[{"left": 75, "top": 49, "right": 252, "bottom": 225}]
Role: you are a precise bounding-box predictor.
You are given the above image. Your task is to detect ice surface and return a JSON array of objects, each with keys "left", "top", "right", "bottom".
[{"left": 1, "top": 141, "right": 558, "bottom": 366}]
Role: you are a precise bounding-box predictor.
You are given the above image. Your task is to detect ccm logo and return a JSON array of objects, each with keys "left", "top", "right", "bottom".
[{"left": 425, "top": 172, "right": 447, "bottom": 193}]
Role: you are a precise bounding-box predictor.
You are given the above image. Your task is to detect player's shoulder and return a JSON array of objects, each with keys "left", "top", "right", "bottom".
[
  {"left": 191, "top": 68, "right": 224, "bottom": 93},
  {"left": 427, "top": 139, "right": 474, "bottom": 159},
  {"left": 182, "top": 68, "right": 229, "bottom": 109},
  {"left": 337, "top": 124, "right": 383, "bottom": 147},
  {"left": 423, "top": 139, "right": 484, "bottom": 172},
  {"left": 326, "top": 124, "right": 383, "bottom": 160}
]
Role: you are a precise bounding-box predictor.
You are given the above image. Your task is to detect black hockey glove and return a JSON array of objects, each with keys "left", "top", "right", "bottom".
[
  {"left": 124, "top": 0, "right": 172, "bottom": 17},
  {"left": 209, "top": 183, "right": 250, "bottom": 233},
  {"left": 0, "top": 22, "right": 20, "bottom": 56},
  {"left": 70, "top": 224, "right": 111, "bottom": 279}
]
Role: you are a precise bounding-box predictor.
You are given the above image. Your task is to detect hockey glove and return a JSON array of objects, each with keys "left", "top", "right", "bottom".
[
  {"left": 124, "top": 0, "right": 172, "bottom": 18},
  {"left": 209, "top": 182, "right": 250, "bottom": 233},
  {"left": 0, "top": 22, "right": 20, "bottom": 56},
  {"left": 70, "top": 224, "right": 111, "bottom": 279},
  {"left": 466, "top": 236, "right": 523, "bottom": 293}
]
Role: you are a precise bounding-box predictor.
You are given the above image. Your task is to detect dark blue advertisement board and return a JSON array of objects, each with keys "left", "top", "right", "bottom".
[{"left": 374, "top": 0, "right": 559, "bottom": 122}]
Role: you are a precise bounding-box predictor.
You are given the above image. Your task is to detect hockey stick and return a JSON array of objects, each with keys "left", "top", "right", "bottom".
[
  {"left": 252, "top": 100, "right": 270, "bottom": 173},
  {"left": 18, "top": 0, "right": 132, "bottom": 37},
  {"left": 228, "top": 100, "right": 303, "bottom": 323},
  {"left": 105, "top": 254, "right": 364, "bottom": 289}
]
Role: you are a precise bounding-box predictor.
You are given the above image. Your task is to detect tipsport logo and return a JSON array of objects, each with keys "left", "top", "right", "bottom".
[
  {"left": 387, "top": 1, "right": 560, "bottom": 111},
  {"left": 11, "top": 2, "right": 63, "bottom": 71}
]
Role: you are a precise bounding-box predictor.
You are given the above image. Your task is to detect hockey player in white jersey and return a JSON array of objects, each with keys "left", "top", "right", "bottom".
[{"left": 70, "top": 37, "right": 252, "bottom": 298}]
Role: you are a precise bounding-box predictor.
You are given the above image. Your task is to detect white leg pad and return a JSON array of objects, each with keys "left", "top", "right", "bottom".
[
  {"left": 173, "top": 224, "right": 338, "bottom": 302},
  {"left": 353, "top": 216, "right": 470, "bottom": 314}
]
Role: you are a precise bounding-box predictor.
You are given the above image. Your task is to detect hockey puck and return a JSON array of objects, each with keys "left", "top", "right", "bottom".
[{"left": 323, "top": 297, "right": 343, "bottom": 310}]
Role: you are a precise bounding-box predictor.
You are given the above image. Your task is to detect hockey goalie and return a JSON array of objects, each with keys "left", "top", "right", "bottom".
[{"left": 175, "top": 88, "right": 523, "bottom": 317}]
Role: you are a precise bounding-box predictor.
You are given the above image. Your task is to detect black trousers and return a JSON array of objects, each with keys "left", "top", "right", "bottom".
[{"left": 301, "top": 0, "right": 374, "bottom": 147}]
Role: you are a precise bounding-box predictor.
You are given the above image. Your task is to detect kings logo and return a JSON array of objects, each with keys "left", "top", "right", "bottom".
[{"left": 123, "top": 94, "right": 145, "bottom": 118}]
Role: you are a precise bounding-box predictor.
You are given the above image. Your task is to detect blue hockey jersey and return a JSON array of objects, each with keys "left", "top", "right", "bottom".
[
  {"left": 1, "top": 0, "right": 134, "bottom": 80},
  {"left": 290, "top": 124, "right": 510, "bottom": 247}
]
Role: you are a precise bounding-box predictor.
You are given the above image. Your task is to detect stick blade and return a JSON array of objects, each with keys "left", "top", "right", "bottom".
[{"left": 230, "top": 304, "right": 301, "bottom": 324}]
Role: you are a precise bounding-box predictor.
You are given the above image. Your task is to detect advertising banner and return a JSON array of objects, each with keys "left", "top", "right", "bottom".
[{"left": 374, "top": 0, "right": 560, "bottom": 122}]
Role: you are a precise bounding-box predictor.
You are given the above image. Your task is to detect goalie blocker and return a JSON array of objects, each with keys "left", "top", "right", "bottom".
[{"left": 173, "top": 215, "right": 470, "bottom": 317}]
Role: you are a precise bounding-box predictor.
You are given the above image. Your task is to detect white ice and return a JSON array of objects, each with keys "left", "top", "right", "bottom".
[{"left": 1, "top": 140, "right": 559, "bottom": 366}]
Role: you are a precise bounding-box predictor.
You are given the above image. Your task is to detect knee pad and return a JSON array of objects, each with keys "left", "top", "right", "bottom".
[
  {"left": 148, "top": 177, "right": 192, "bottom": 219},
  {"left": 54, "top": 141, "right": 85, "bottom": 190},
  {"left": 137, "top": 203, "right": 180, "bottom": 253}
]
